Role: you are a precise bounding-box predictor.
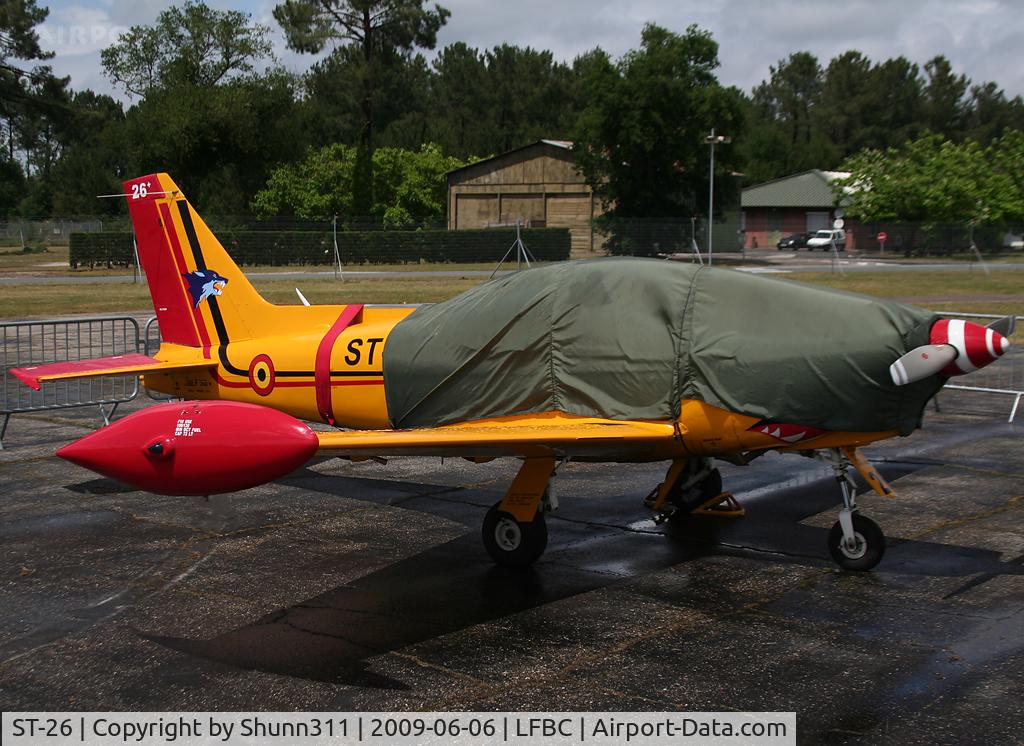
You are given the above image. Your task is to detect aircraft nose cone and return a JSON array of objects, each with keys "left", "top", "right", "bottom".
[{"left": 930, "top": 318, "right": 1012, "bottom": 377}]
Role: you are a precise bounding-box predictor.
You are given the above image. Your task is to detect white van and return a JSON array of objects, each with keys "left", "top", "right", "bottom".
[{"left": 806, "top": 229, "right": 846, "bottom": 251}]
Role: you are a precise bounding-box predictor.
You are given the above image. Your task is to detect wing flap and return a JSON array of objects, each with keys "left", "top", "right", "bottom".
[
  {"left": 317, "top": 416, "right": 679, "bottom": 459},
  {"left": 10, "top": 354, "right": 214, "bottom": 390}
]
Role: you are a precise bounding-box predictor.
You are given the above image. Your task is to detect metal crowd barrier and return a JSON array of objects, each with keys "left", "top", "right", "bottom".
[
  {"left": 142, "top": 316, "right": 177, "bottom": 402},
  {"left": 0, "top": 316, "right": 147, "bottom": 448},
  {"left": 938, "top": 313, "right": 1023, "bottom": 422}
]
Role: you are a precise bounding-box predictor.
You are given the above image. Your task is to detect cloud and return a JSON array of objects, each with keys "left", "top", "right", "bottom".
[
  {"left": 434, "top": 0, "right": 1024, "bottom": 96},
  {"left": 37, "top": 0, "right": 1024, "bottom": 99}
]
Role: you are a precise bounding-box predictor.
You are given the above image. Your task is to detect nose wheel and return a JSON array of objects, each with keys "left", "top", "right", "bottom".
[
  {"left": 823, "top": 448, "right": 888, "bottom": 571},
  {"left": 828, "top": 513, "right": 885, "bottom": 570},
  {"left": 482, "top": 501, "right": 548, "bottom": 567}
]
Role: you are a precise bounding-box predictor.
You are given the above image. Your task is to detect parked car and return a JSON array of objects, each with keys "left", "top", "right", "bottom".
[
  {"left": 776, "top": 232, "right": 813, "bottom": 250},
  {"left": 806, "top": 229, "right": 846, "bottom": 251}
]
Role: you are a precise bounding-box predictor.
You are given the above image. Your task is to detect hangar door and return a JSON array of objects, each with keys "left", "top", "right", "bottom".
[
  {"left": 545, "top": 194, "right": 592, "bottom": 253},
  {"left": 500, "top": 194, "right": 544, "bottom": 225},
  {"left": 455, "top": 194, "right": 498, "bottom": 229}
]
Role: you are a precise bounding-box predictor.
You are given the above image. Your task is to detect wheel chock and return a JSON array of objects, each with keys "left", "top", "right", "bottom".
[{"left": 689, "top": 492, "right": 745, "bottom": 518}]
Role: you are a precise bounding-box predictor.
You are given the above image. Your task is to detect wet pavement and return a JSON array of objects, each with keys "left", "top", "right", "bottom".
[{"left": 0, "top": 395, "right": 1022, "bottom": 744}]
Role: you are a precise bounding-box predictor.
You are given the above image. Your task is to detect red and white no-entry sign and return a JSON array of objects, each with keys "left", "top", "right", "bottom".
[{"left": 877, "top": 231, "right": 888, "bottom": 243}]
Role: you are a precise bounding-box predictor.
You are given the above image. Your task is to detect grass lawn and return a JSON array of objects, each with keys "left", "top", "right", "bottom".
[
  {"left": 0, "top": 246, "right": 509, "bottom": 276},
  {"left": 0, "top": 267, "right": 1020, "bottom": 320},
  {"left": 786, "top": 269, "right": 1024, "bottom": 316},
  {"left": 0, "top": 275, "right": 485, "bottom": 319}
]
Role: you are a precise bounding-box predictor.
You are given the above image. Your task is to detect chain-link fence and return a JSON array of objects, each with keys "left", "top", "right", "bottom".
[
  {"left": 2, "top": 215, "right": 448, "bottom": 247},
  {"left": 10, "top": 213, "right": 1024, "bottom": 265},
  {"left": 751, "top": 220, "right": 1024, "bottom": 256},
  {"left": 0, "top": 218, "right": 129, "bottom": 247}
]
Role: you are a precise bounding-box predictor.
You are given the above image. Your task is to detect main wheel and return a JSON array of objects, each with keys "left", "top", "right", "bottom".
[
  {"left": 482, "top": 502, "right": 548, "bottom": 567},
  {"left": 828, "top": 514, "right": 885, "bottom": 571}
]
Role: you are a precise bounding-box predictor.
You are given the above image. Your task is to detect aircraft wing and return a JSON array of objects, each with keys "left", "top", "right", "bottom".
[
  {"left": 316, "top": 415, "right": 679, "bottom": 460},
  {"left": 9, "top": 354, "right": 215, "bottom": 390}
]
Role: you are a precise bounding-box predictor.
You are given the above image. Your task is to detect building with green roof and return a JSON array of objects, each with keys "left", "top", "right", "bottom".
[{"left": 741, "top": 169, "right": 856, "bottom": 250}]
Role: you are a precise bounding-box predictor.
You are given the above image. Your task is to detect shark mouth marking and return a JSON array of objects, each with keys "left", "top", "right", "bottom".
[{"left": 749, "top": 421, "right": 829, "bottom": 444}]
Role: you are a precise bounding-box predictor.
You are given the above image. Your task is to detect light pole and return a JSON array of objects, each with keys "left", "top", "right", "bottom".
[{"left": 705, "top": 128, "right": 732, "bottom": 264}]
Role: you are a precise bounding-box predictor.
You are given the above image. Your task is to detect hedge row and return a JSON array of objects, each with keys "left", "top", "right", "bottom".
[{"left": 69, "top": 227, "right": 571, "bottom": 268}]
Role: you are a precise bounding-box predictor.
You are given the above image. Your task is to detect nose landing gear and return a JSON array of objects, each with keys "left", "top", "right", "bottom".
[{"left": 823, "top": 447, "right": 891, "bottom": 571}]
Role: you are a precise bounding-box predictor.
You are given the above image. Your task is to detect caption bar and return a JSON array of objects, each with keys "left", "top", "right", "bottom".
[{"left": 3, "top": 712, "right": 795, "bottom": 746}]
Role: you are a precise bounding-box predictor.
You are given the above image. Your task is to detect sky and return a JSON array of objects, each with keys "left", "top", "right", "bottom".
[{"left": 33, "top": 0, "right": 1024, "bottom": 102}]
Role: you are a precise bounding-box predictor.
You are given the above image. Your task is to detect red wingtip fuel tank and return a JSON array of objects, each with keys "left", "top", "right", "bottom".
[{"left": 57, "top": 401, "right": 319, "bottom": 495}]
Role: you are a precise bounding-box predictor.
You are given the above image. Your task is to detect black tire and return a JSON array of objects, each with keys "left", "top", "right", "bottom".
[
  {"left": 828, "top": 514, "right": 885, "bottom": 571},
  {"left": 482, "top": 501, "right": 548, "bottom": 567}
]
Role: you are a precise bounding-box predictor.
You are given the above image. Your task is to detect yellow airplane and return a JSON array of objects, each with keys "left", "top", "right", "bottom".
[{"left": 10, "top": 174, "right": 1014, "bottom": 572}]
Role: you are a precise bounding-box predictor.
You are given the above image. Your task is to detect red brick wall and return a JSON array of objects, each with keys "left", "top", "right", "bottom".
[{"left": 743, "top": 208, "right": 859, "bottom": 250}]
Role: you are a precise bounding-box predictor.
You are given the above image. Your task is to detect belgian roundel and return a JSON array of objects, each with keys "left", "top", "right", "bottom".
[{"left": 248, "top": 354, "right": 275, "bottom": 396}]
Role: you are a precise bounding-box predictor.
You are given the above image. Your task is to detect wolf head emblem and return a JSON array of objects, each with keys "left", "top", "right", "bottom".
[{"left": 182, "top": 269, "right": 228, "bottom": 309}]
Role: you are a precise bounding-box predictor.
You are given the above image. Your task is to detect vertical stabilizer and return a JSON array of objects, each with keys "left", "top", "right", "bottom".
[{"left": 125, "top": 174, "right": 270, "bottom": 350}]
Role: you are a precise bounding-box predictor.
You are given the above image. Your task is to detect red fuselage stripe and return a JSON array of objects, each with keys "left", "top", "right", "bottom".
[
  {"left": 214, "top": 371, "right": 382, "bottom": 389},
  {"left": 315, "top": 305, "right": 365, "bottom": 423},
  {"left": 159, "top": 202, "right": 212, "bottom": 358}
]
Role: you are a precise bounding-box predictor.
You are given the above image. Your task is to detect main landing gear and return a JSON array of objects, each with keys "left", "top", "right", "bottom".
[{"left": 482, "top": 456, "right": 556, "bottom": 567}]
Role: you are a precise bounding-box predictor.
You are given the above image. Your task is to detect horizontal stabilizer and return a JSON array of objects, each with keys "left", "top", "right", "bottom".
[
  {"left": 316, "top": 416, "right": 678, "bottom": 459},
  {"left": 10, "top": 354, "right": 214, "bottom": 391}
]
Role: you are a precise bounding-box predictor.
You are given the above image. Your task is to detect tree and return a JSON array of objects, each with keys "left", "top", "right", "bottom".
[
  {"left": 965, "top": 82, "right": 1024, "bottom": 143},
  {"left": 302, "top": 45, "right": 433, "bottom": 152},
  {"left": 0, "top": 0, "right": 53, "bottom": 133},
  {"left": 865, "top": 56, "right": 923, "bottom": 148},
  {"left": 1, "top": 0, "right": 77, "bottom": 215},
  {"left": 836, "top": 133, "right": 1024, "bottom": 225},
  {"left": 48, "top": 91, "right": 126, "bottom": 215},
  {"left": 426, "top": 42, "right": 493, "bottom": 157},
  {"left": 100, "top": 2, "right": 303, "bottom": 215},
  {"left": 273, "top": 0, "right": 450, "bottom": 215},
  {"left": 252, "top": 142, "right": 473, "bottom": 224},
  {"left": 100, "top": 0, "right": 274, "bottom": 97},
  {"left": 572, "top": 24, "right": 744, "bottom": 253},
  {"left": 0, "top": 157, "right": 24, "bottom": 217},
  {"left": 422, "top": 42, "right": 583, "bottom": 159},
  {"left": 748, "top": 52, "right": 837, "bottom": 175},
  {"left": 921, "top": 56, "right": 969, "bottom": 139},
  {"left": 816, "top": 50, "right": 875, "bottom": 158},
  {"left": 483, "top": 44, "right": 575, "bottom": 153},
  {"left": 991, "top": 129, "right": 1024, "bottom": 206},
  {"left": 120, "top": 70, "right": 305, "bottom": 215}
]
